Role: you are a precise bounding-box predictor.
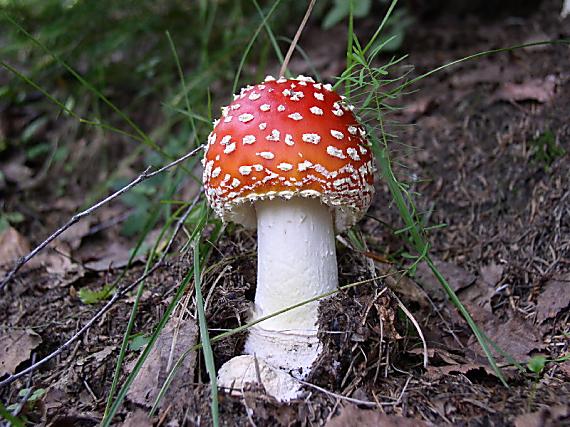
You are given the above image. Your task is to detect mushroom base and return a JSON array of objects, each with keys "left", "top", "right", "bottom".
[{"left": 244, "top": 325, "right": 321, "bottom": 379}]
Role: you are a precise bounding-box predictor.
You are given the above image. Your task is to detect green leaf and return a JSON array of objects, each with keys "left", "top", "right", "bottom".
[
  {"left": 79, "top": 284, "right": 115, "bottom": 304},
  {"left": 527, "top": 355, "right": 547, "bottom": 374},
  {"left": 128, "top": 333, "right": 150, "bottom": 352}
]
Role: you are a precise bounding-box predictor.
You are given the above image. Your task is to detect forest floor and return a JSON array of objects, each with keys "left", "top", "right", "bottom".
[{"left": 1, "top": 1, "right": 569, "bottom": 426}]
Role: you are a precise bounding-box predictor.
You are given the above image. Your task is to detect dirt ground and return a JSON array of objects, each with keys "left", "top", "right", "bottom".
[{"left": 1, "top": 1, "right": 569, "bottom": 426}]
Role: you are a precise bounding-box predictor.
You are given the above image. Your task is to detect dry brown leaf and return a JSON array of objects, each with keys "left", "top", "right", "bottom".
[
  {"left": 479, "top": 263, "right": 504, "bottom": 287},
  {"left": 0, "top": 328, "right": 42, "bottom": 376},
  {"left": 84, "top": 242, "right": 142, "bottom": 272},
  {"left": 426, "top": 363, "right": 508, "bottom": 382},
  {"left": 514, "top": 405, "right": 569, "bottom": 427},
  {"left": 127, "top": 318, "right": 198, "bottom": 410},
  {"left": 59, "top": 218, "right": 91, "bottom": 250},
  {"left": 536, "top": 277, "right": 570, "bottom": 323},
  {"left": 494, "top": 76, "right": 557, "bottom": 103},
  {"left": 415, "top": 258, "right": 476, "bottom": 301},
  {"left": 123, "top": 409, "right": 153, "bottom": 427},
  {"left": 468, "top": 315, "right": 543, "bottom": 361},
  {"left": 326, "top": 404, "right": 431, "bottom": 427},
  {"left": 0, "top": 226, "right": 31, "bottom": 273}
]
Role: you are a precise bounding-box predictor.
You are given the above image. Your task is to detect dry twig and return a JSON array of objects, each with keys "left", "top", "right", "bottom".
[
  {"left": 0, "top": 145, "right": 204, "bottom": 291},
  {"left": 0, "top": 196, "right": 200, "bottom": 388}
]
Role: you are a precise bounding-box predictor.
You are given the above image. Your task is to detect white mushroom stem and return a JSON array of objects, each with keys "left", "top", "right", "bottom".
[{"left": 243, "top": 197, "right": 338, "bottom": 378}]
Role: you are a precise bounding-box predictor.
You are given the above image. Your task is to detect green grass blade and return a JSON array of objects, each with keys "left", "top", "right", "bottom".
[
  {"left": 0, "top": 61, "right": 144, "bottom": 143},
  {"left": 2, "top": 13, "right": 168, "bottom": 157},
  {"left": 233, "top": 0, "right": 283, "bottom": 93},
  {"left": 166, "top": 31, "right": 199, "bottom": 145},
  {"left": 193, "top": 230, "right": 219, "bottom": 427},
  {"left": 102, "top": 204, "right": 186, "bottom": 417}
]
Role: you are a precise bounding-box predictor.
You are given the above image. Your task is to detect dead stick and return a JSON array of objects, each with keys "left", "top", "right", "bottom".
[
  {"left": 0, "top": 194, "right": 200, "bottom": 389},
  {"left": 0, "top": 144, "right": 204, "bottom": 291},
  {"left": 278, "top": 0, "right": 317, "bottom": 78}
]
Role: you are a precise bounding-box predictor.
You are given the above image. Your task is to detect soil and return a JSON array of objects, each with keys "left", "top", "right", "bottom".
[{"left": 1, "top": 1, "right": 569, "bottom": 426}]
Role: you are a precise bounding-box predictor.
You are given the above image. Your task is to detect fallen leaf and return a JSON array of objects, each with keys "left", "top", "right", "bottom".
[
  {"left": 84, "top": 242, "right": 142, "bottom": 272},
  {"left": 123, "top": 409, "right": 153, "bottom": 427},
  {"left": 479, "top": 263, "right": 504, "bottom": 287},
  {"left": 127, "top": 318, "right": 198, "bottom": 410},
  {"left": 426, "top": 363, "right": 509, "bottom": 382},
  {"left": 326, "top": 404, "right": 431, "bottom": 427},
  {"left": 0, "top": 226, "right": 30, "bottom": 273},
  {"left": 494, "top": 76, "right": 557, "bottom": 104},
  {"left": 468, "top": 315, "right": 543, "bottom": 361},
  {"left": 59, "top": 218, "right": 91, "bottom": 250},
  {"left": 0, "top": 328, "right": 42, "bottom": 376},
  {"left": 414, "top": 258, "right": 476, "bottom": 301},
  {"left": 536, "top": 277, "right": 570, "bottom": 323},
  {"left": 514, "top": 405, "right": 569, "bottom": 427}
]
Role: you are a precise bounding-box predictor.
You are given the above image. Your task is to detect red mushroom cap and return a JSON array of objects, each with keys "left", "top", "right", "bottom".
[{"left": 202, "top": 75, "right": 374, "bottom": 231}]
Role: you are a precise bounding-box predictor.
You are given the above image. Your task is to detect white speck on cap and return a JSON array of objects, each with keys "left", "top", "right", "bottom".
[
  {"left": 238, "top": 113, "right": 254, "bottom": 123},
  {"left": 288, "top": 112, "right": 303, "bottom": 121},
  {"left": 298, "top": 160, "right": 313, "bottom": 171},
  {"left": 220, "top": 135, "right": 231, "bottom": 145},
  {"left": 277, "top": 162, "right": 293, "bottom": 171},
  {"left": 277, "top": 105, "right": 286, "bottom": 112},
  {"left": 314, "top": 92, "right": 324, "bottom": 101},
  {"left": 332, "top": 109, "right": 344, "bottom": 117},
  {"left": 347, "top": 147, "right": 361, "bottom": 161},
  {"left": 264, "top": 75, "right": 276, "bottom": 81},
  {"left": 242, "top": 135, "right": 256, "bottom": 145},
  {"left": 302, "top": 133, "right": 321, "bottom": 144},
  {"left": 224, "top": 116, "right": 233, "bottom": 123},
  {"left": 248, "top": 92, "right": 261, "bottom": 100},
  {"left": 266, "top": 129, "right": 280, "bottom": 141},
  {"left": 330, "top": 130, "right": 344, "bottom": 140},
  {"left": 284, "top": 134, "right": 295, "bottom": 146},
  {"left": 326, "top": 146, "right": 346, "bottom": 159},
  {"left": 211, "top": 166, "right": 221, "bottom": 178},
  {"left": 259, "top": 122, "right": 267, "bottom": 130},
  {"left": 348, "top": 126, "right": 358, "bottom": 135},
  {"left": 309, "top": 106, "right": 323, "bottom": 115},
  {"left": 223, "top": 142, "right": 236, "bottom": 154},
  {"left": 257, "top": 152, "right": 275, "bottom": 160},
  {"left": 260, "top": 104, "right": 271, "bottom": 112},
  {"left": 239, "top": 166, "right": 253, "bottom": 175}
]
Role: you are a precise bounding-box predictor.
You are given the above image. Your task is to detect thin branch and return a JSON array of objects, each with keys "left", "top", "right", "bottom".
[
  {"left": 0, "top": 195, "right": 201, "bottom": 389},
  {"left": 295, "top": 375, "right": 412, "bottom": 407},
  {"left": 279, "top": 0, "right": 316, "bottom": 78},
  {"left": 0, "top": 145, "right": 204, "bottom": 291}
]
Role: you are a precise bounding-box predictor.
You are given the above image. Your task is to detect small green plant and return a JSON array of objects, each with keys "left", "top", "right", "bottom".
[
  {"left": 78, "top": 283, "right": 115, "bottom": 304},
  {"left": 0, "top": 210, "right": 25, "bottom": 232},
  {"left": 128, "top": 333, "right": 151, "bottom": 352},
  {"left": 527, "top": 354, "right": 547, "bottom": 375},
  {"left": 320, "top": 0, "right": 412, "bottom": 51},
  {"left": 530, "top": 131, "right": 566, "bottom": 169}
]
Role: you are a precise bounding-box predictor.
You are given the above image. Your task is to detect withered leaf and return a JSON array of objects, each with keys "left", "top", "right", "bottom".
[
  {"left": 127, "top": 318, "right": 198, "bottom": 410},
  {"left": 536, "top": 277, "right": 570, "bottom": 323},
  {"left": 415, "top": 258, "right": 476, "bottom": 301},
  {"left": 514, "top": 405, "right": 569, "bottom": 427},
  {"left": 0, "top": 328, "right": 42, "bottom": 376},
  {"left": 326, "top": 404, "right": 431, "bottom": 427},
  {"left": 0, "top": 226, "right": 31, "bottom": 273}
]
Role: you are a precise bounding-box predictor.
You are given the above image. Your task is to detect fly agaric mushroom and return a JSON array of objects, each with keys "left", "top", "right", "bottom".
[{"left": 202, "top": 75, "right": 374, "bottom": 401}]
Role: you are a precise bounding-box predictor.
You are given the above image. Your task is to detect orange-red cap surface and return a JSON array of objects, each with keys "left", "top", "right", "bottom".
[{"left": 202, "top": 75, "right": 374, "bottom": 231}]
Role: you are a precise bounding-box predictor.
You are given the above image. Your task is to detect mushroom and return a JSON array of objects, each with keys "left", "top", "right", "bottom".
[{"left": 202, "top": 75, "right": 374, "bottom": 400}]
